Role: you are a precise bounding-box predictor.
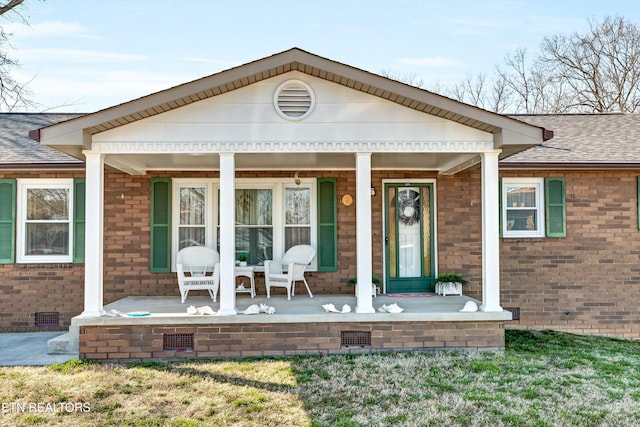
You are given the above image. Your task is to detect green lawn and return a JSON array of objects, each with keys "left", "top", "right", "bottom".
[{"left": 2, "top": 330, "right": 640, "bottom": 426}]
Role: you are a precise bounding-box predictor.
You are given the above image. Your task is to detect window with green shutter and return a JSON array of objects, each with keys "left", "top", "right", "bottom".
[
  {"left": 545, "top": 177, "right": 566, "bottom": 238},
  {"left": 501, "top": 178, "right": 545, "bottom": 238},
  {"left": 317, "top": 178, "right": 337, "bottom": 271},
  {"left": 500, "top": 177, "right": 565, "bottom": 238},
  {"left": 0, "top": 179, "right": 16, "bottom": 264},
  {"left": 17, "top": 179, "right": 74, "bottom": 263},
  {"left": 157, "top": 177, "right": 331, "bottom": 272},
  {"left": 151, "top": 178, "right": 171, "bottom": 272}
]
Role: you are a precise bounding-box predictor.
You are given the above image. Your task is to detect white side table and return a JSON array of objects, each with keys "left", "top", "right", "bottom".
[{"left": 235, "top": 266, "right": 255, "bottom": 298}]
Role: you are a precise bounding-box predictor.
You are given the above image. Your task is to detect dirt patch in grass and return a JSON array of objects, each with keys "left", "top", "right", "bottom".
[{"left": 2, "top": 331, "right": 640, "bottom": 426}]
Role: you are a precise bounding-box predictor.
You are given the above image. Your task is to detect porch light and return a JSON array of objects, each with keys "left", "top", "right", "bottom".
[
  {"left": 370, "top": 186, "right": 376, "bottom": 197},
  {"left": 294, "top": 171, "right": 301, "bottom": 186}
]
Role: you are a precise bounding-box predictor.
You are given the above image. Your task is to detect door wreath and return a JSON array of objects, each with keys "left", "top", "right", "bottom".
[{"left": 398, "top": 189, "right": 420, "bottom": 226}]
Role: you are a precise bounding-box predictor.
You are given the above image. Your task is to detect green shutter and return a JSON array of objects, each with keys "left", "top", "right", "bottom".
[
  {"left": 545, "top": 177, "right": 566, "bottom": 238},
  {"left": 73, "top": 178, "right": 86, "bottom": 263},
  {"left": 0, "top": 179, "right": 16, "bottom": 264},
  {"left": 150, "top": 178, "right": 171, "bottom": 272},
  {"left": 317, "top": 178, "right": 337, "bottom": 272},
  {"left": 498, "top": 178, "right": 503, "bottom": 238}
]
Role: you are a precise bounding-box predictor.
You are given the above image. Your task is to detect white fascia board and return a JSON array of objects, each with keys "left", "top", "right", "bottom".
[
  {"left": 39, "top": 127, "right": 88, "bottom": 147},
  {"left": 493, "top": 127, "right": 544, "bottom": 148}
]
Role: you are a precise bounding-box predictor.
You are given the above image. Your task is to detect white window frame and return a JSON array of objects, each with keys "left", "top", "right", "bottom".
[
  {"left": 283, "top": 184, "right": 313, "bottom": 253},
  {"left": 171, "top": 178, "right": 317, "bottom": 271},
  {"left": 502, "top": 178, "right": 545, "bottom": 238},
  {"left": 172, "top": 180, "right": 212, "bottom": 251},
  {"left": 221, "top": 182, "right": 277, "bottom": 268},
  {"left": 16, "top": 178, "right": 74, "bottom": 263}
]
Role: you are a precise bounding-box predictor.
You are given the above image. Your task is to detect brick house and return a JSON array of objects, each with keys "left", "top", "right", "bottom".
[{"left": 1, "top": 49, "right": 638, "bottom": 360}]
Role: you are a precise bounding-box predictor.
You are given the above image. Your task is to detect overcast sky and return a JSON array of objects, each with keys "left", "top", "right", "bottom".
[{"left": 5, "top": 0, "right": 640, "bottom": 113}]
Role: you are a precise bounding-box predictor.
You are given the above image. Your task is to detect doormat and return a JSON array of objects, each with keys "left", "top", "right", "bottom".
[{"left": 387, "top": 293, "right": 435, "bottom": 298}]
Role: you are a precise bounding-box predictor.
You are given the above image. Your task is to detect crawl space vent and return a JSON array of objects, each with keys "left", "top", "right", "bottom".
[
  {"left": 163, "top": 333, "right": 194, "bottom": 351},
  {"left": 35, "top": 312, "right": 59, "bottom": 327},
  {"left": 504, "top": 307, "right": 521, "bottom": 321},
  {"left": 341, "top": 331, "right": 371, "bottom": 348},
  {"left": 274, "top": 80, "right": 315, "bottom": 120}
]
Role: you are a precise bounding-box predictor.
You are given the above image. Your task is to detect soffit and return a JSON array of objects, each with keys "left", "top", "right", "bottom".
[{"left": 102, "top": 151, "right": 472, "bottom": 172}]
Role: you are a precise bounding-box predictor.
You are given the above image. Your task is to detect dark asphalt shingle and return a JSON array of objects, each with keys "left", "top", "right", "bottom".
[
  {"left": 506, "top": 113, "right": 640, "bottom": 164},
  {"left": 2, "top": 112, "right": 640, "bottom": 166},
  {"left": 0, "top": 113, "right": 85, "bottom": 165}
]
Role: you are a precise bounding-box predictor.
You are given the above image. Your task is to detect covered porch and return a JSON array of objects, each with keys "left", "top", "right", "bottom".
[
  {"left": 31, "top": 49, "right": 550, "bottom": 359},
  {"left": 75, "top": 293, "right": 511, "bottom": 361}
]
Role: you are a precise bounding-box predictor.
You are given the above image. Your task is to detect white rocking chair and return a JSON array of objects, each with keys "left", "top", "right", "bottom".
[
  {"left": 264, "top": 245, "right": 315, "bottom": 300},
  {"left": 176, "top": 246, "right": 220, "bottom": 303}
]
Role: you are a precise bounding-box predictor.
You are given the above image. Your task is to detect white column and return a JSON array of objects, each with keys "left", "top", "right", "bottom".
[
  {"left": 480, "top": 150, "right": 503, "bottom": 312},
  {"left": 80, "top": 151, "right": 104, "bottom": 317},
  {"left": 355, "top": 153, "right": 375, "bottom": 313},
  {"left": 218, "top": 153, "right": 237, "bottom": 315}
]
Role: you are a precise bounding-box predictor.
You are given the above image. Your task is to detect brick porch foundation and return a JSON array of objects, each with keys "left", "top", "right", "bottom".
[{"left": 79, "top": 321, "right": 505, "bottom": 362}]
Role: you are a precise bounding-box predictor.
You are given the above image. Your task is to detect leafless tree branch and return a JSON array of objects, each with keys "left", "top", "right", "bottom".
[
  {"left": 0, "top": 0, "right": 25, "bottom": 16},
  {"left": 446, "top": 16, "right": 640, "bottom": 114},
  {"left": 0, "top": 0, "right": 40, "bottom": 111}
]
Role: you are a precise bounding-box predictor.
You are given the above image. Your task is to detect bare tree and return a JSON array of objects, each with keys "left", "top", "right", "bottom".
[
  {"left": 0, "top": 0, "right": 37, "bottom": 111},
  {"left": 450, "top": 73, "right": 488, "bottom": 109},
  {"left": 493, "top": 48, "right": 572, "bottom": 113},
  {"left": 488, "top": 73, "right": 513, "bottom": 113},
  {"left": 379, "top": 69, "right": 425, "bottom": 88},
  {"left": 540, "top": 16, "right": 640, "bottom": 113},
  {"left": 0, "top": 0, "right": 24, "bottom": 15},
  {"left": 446, "top": 16, "right": 640, "bottom": 114}
]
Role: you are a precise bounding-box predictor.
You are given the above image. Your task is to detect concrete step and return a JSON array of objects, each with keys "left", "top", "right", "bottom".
[{"left": 47, "top": 326, "right": 79, "bottom": 355}]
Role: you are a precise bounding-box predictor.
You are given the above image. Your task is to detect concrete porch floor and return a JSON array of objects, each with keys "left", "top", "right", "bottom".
[
  {"left": 70, "top": 294, "right": 512, "bottom": 360},
  {"left": 74, "top": 293, "right": 512, "bottom": 327}
]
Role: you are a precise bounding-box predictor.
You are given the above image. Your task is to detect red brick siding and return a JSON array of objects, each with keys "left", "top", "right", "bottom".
[
  {"left": 434, "top": 172, "right": 483, "bottom": 299},
  {"left": 500, "top": 171, "right": 640, "bottom": 340},
  {"left": 4, "top": 169, "right": 640, "bottom": 342},
  {"left": 79, "top": 321, "right": 505, "bottom": 361},
  {"left": 0, "top": 171, "right": 85, "bottom": 331}
]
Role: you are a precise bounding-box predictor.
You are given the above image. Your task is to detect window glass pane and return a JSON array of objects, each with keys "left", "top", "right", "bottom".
[
  {"left": 235, "top": 227, "right": 272, "bottom": 265},
  {"left": 285, "top": 188, "right": 310, "bottom": 225},
  {"left": 179, "top": 227, "right": 205, "bottom": 250},
  {"left": 506, "top": 186, "right": 536, "bottom": 208},
  {"left": 285, "top": 227, "right": 311, "bottom": 251},
  {"left": 397, "top": 188, "right": 421, "bottom": 277},
  {"left": 421, "top": 186, "right": 431, "bottom": 277},
  {"left": 506, "top": 210, "right": 538, "bottom": 231},
  {"left": 388, "top": 186, "right": 397, "bottom": 278},
  {"left": 236, "top": 189, "right": 272, "bottom": 225},
  {"left": 27, "top": 189, "right": 69, "bottom": 220},
  {"left": 26, "top": 223, "right": 69, "bottom": 255},
  {"left": 180, "top": 187, "right": 205, "bottom": 225}
]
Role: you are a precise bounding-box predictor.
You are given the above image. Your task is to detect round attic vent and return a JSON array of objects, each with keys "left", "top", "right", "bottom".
[{"left": 274, "top": 79, "right": 315, "bottom": 120}]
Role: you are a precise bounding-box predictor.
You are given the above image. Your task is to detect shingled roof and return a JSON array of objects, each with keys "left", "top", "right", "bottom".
[
  {"left": 0, "top": 113, "right": 85, "bottom": 168},
  {"left": 4, "top": 111, "right": 640, "bottom": 169},
  {"left": 504, "top": 113, "right": 640, "bottom": 167}
]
